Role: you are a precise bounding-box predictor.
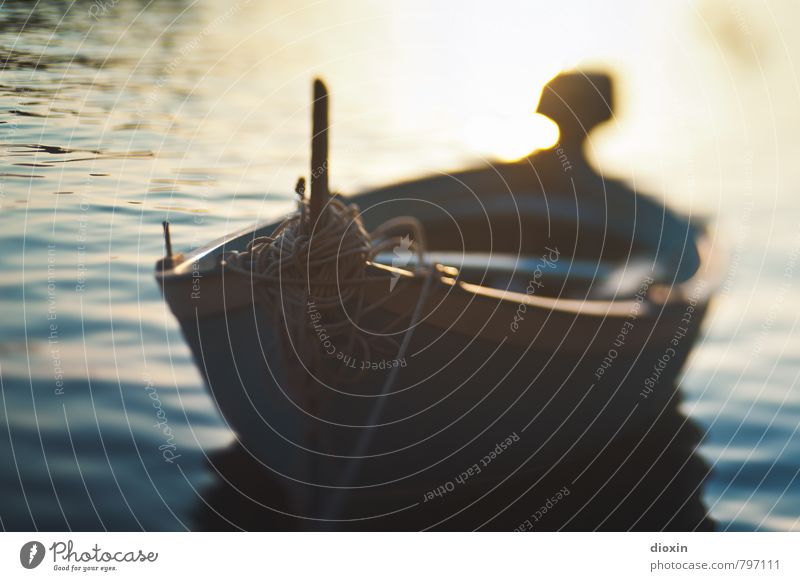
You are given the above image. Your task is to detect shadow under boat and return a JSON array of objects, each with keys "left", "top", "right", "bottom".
[
  {"left": 156, "top": 71, "right": 723, "bottom": 529},
  {"left": 194, "top": 387, "right": 714, "bottom": 531}
]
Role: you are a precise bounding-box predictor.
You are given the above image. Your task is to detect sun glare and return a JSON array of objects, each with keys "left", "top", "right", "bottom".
[{"left": 464, "top": 113, "right": 560, "bottom": 162}]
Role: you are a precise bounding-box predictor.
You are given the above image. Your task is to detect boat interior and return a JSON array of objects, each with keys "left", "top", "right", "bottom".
[
  {"left": 176, "top": 167, "right": 702, "bottom": 305},
  {"left": 357, "top": 167, "right": 702, "bottom": 301}
]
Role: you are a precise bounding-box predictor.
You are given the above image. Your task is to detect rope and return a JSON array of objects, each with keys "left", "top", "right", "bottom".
[{"left": 222, "top": 193, "right": 430, "bottom": 381}]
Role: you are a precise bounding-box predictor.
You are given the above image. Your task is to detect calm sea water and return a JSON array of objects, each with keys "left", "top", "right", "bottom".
[{"left": 1, "top": 0, "right": 798, "bottom": 531}]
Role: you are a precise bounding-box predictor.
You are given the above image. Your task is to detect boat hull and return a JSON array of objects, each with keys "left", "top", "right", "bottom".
[
  {"left": 157, "top": 156, "right": 721, "bottom": 528},
  {"left": 171, "top": 273, "right": 709, "bottom": 523}
]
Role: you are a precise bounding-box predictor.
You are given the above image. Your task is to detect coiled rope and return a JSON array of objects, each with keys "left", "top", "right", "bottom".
[{"left": 222, "top": 189, "right": 429, "bottom": 382}]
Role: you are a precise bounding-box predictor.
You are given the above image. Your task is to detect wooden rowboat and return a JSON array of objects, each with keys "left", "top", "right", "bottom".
[{"left": 156, "top": 72, "right": 722, "bottom": 527}]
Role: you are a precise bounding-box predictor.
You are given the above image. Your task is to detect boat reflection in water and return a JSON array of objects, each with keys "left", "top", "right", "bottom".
[
  {"left": 156, "top": 71, "right": 722, "bottom": 530},
  {"left": 194, "top": 390, "right": 713, "bottom": 531}
]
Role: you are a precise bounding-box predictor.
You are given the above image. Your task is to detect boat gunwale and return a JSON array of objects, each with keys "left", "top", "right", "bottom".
[{"left": 156, "top": 210, "right": 723, "bottom": 322}]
